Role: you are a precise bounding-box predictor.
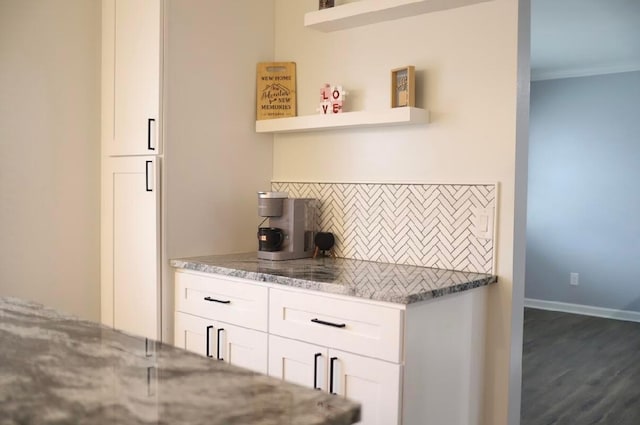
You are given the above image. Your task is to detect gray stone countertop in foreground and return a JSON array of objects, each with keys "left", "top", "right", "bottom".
[
  {"left": 0, "top": 297, "right": 360, "bottom": 425},
  {"left": 171, "top": 252, "right": 497, "bottom": 305}
]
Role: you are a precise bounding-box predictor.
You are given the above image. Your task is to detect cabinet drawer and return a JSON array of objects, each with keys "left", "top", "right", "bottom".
[
  {"left": 175, "top": 271, "right": 268, "bottom": 332},
  {"left": 269, "top": 288, "right": 403, "bottom": 363}
]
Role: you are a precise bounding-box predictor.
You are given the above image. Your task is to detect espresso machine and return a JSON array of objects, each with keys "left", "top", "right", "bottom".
[{"left": 257, "top": 191, "right": 317, "bottom": 260}]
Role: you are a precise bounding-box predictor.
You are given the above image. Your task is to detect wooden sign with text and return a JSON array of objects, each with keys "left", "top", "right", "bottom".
[{"left": 256, "top": 62, "right": 297, "bottom": 120}]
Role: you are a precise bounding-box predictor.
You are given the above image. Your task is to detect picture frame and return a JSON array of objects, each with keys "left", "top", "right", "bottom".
[
  {"left": 319, "top": 0, "right": 335, "bottom": 9},
  {"left": 390, "top": 66, "right": 415, "bottom": 108}
]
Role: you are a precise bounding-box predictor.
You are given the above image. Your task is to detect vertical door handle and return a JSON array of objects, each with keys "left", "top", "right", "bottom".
[
  {"left": 144, "top": 338, "right": 156, "bottom": 358},
  {"left": 147, "top": 118, "right": 156, "bottom": 151},
  {"left": 329, "top": 356, "right": 338, "bottom": 395},
  {"left": 216, "top": 328, "right": 225, "bottom": 361},
  {"left": 145, "top": 160, "right": 153, "bottom": 192},
  {"left": 313, "top": 353, "right": 322, "bottom": 390},
  {"left": 205, "top": 325, "right": 213, "bottom": 358},
  {"left": 146, "top": 366, "right": 157, "bottom": 397}
]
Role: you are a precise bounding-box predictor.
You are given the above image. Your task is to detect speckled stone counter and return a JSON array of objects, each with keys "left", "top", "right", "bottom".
[
  {"left": 0, "top": 297, "right": 360, "bottom": 425},
  {"left": 170, "top": 253, "right": 497, "bottom": 304}
]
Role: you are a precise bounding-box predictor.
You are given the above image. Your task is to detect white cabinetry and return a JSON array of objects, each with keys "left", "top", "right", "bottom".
[
  {"left": 174, "top": 271, "right": 268, "bottom": 375},
  {"left": 110, "top": 0, "right": 161, "bottom": 156},
  {"left": 268, "top": 335, "right": 325, "bottom": 390},
  {"left": 175, "top": 272, "right": 268, "bottom": 332},
  {"left": 173, "top": 268, "right": 488, "bottom": 425},
  {"left": 175, "top": 312, "right": 267, "bottom": 374},
  {"left": 102, "top": 156, "right": 160, "bottom": 339},
  {"left": 329, "top": 348, "right": 401, "bottom": 425},
  {"left": 269, "top": 288, "right": 402, "bottom": 363},
  {"left": 268, "top": 335, "right": 401, "bottom": 425},
  {"left": 101, "top": 0, "right": 162, "bottom": 340},
  {"left": 269, "top": 288, "right": 403, "bottom": 425}
]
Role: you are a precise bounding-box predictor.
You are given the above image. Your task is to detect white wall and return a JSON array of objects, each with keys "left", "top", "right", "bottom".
[
  {"left": 162, "top": 0, "right": 275, "bottom": 340},
  {"left": 273, "top": 1, "right": 525, "bottom": 423},
  {"left": 0, "top": 0, "right": 101, "bottom": 320}
]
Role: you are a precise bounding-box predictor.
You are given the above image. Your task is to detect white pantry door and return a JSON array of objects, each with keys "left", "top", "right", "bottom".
[{"left": 106, "top": 156, "right": 160, "bottom": 340}]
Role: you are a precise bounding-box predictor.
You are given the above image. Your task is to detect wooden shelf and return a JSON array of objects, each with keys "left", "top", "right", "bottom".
[
  {"left": 304, "top": 0, "right": 491, "bottom": 32},
  {"left": 255, "top": 107, "right": 429, "bottom": 134}
]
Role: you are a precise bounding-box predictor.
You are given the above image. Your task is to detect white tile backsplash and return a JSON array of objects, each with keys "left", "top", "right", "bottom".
[{"left": 272, "top": 182, "right": 496, "bottom": 274}]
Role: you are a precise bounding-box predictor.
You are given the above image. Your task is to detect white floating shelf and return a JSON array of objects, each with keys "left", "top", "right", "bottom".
[
  {"left": 305, "top": 0, "right": 491, "bottom": 32},
  {"left": 255, "top": 107, "right": 429, "bottom": 134}
]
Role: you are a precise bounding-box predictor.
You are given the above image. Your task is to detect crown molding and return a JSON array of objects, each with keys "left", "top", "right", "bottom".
[{"left": 531, "top": 61, "right": 640, "bottom": 81}]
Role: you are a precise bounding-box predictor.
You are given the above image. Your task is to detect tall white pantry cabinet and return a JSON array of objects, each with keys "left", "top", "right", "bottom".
[{"left": 100, "top": 0, "right": 274, "bottom": 341}]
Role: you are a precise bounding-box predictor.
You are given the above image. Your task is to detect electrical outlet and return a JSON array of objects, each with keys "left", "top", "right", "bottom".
[{"left": 570, "top": 272, "right": 579, "bottom": 286}]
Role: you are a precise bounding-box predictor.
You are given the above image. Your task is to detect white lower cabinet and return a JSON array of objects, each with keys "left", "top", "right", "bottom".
[
  {"left": 268, "top": 335, "right": 401, "bottom": 425},
  {"left": 174, "top": 269, "right": 489, "bottom": 425},
  {"left": 330, "top": 349, "right": 401, "bottom": 425},
  {"left": 174, "top": 312, "right": 267, "bottom": 375},
  {"left": 269, "top": 335, "right": 326, "bottom": 390}
]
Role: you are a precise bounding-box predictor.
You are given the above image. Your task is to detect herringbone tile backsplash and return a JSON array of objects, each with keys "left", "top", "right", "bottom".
[{"left": 272, "top": 182, "right": 496, "bottom": 274}]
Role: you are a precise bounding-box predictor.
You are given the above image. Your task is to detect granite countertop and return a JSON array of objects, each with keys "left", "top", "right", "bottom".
[
  {"left": 171, "top": 253, "right": 497, "bottom": 305},
  {"left": 0, "top": 297, "right": 360, "bottom": 425}
]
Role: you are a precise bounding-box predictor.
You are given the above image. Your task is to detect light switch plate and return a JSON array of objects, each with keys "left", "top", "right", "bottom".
[{"left": 472, "top": 207, "right": 494, "bottom": 240}]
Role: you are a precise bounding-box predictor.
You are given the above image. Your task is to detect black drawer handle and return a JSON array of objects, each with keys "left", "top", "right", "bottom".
[
  {"left": 217, "top": 328, "right": 225, "bottom": 361},
  {"left": 311, "top": 318, "right": 346, "bottom": 328},
  {"left": 204, "top": 296, "right": 231, "bottom": 304},
  {"left": 205, "top": 325, "right": 213, "bottom": 358},
  {"left": 329, "top": 356, "right": 338, "bottom": 395},
  {"left": 313, "top": 352, "right": 322, "bottom": 390}
]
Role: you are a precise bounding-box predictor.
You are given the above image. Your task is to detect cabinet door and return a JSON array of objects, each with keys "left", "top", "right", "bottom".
[
  {"left": 268, "top": 335, "right": 327, "bottom": 391},
  {"left": 104, "top": 0, "right": 161, "bottom": 156},
  {"left": 102, "top": 156, "right": 160, "bottom": 340},
  {"left": 218, "top": 322, "right": 268, "bottom": 375},
  {"left": 174, "top": 312, "right": 268, "bottom": 375},
  {"left": 174, "top": 312, "right": 210, "bottom": 356},
  {"left": 329, "top": 349, "right": 402, "bottom": 425}
]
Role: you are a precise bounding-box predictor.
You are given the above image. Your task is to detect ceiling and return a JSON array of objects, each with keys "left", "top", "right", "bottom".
[{"left": 531, "top": 0, "right": 640, "bottom": 80}]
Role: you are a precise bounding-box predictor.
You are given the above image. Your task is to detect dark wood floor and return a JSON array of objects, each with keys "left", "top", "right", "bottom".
[{"left": 522, "top": 308, "right": 640, "bottom": 425}]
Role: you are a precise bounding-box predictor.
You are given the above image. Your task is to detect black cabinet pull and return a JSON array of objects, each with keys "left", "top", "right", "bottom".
[
  {"left": 204, "top": 296, "right": 231, "bottom": 304},
  {"left": 145, "top": 160, "right": 153, "bottom": 192},
  {"left": 216, "top": 328, "right": 225, "bottom": 361},
  {"left": 329, "top": 356, "right": 338, "bottom": 395},
  {"left": 311, "top": 318, "right": 346, "bottom": 328},
  {"left": 146, "top": 366, "right": 156, "bottom": 397},
  {"left": 147, "top": 118, "right": 155, "bottom": 151},
  {"left": 144, "top": 338, "right": 155, "bottom": 358},
  {"left": 205, "top": 325, "right": 213, "bottom": 358},
  {"left": 313, "top": 353, "right": 322, "bottom": 390}
]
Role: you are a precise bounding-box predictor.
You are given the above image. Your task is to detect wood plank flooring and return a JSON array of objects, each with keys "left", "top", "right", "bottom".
[{"left": 522, "top": 308, "right": 640, "bottom": 425}]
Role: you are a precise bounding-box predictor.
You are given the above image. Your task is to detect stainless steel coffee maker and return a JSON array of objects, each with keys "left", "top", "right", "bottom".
[{"left": 257, "top": 192, "right": 317, "bottom": 260}]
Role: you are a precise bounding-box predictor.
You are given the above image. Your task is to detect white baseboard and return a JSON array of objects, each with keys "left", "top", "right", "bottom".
[{"left": 524, "top": 298, "right": 640, "bottom": 323}]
